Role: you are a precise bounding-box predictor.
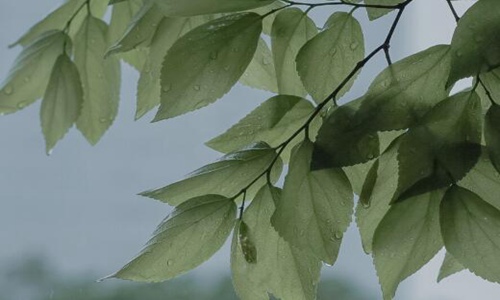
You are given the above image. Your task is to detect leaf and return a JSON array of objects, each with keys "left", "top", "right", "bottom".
[
  {"left": 238, "top": 221, "right": 257, "bottom": 264},
  {"left": 272, "top": 140, "right": 353, "bottom": 264},
  {"left": 154, "top": 13, "right": 262, "bottom": 121},
  {"left": 154, "top": 0, "right": 275, "bottom": 16},
  {"left": 440, "top": 185, "right": 500, "bottom": 283},
  {"left": 0, "top": 31, "right": 70, "bottom": 115},
  {"left": 272, "top": 8, "right": 317, "bottom": 97},
  {"left": 373, "top": 189, "right": 444, "bottom": 300},
  {"left": 296, "top": 12, "right": 364, "bottom": 103},
  {"left": 448, "top": 0, "right": 500, "bottom": 86},
  {"left": 135, "top": 16, "right": 212, "bottom": 119},
  {"left": 364, "top": 0, "right": 404, "bottom": 20},
  {"left": 206, "top": 95, "right": 314, "bottom": 153},
  {"left": 395, "top": 91, "right": 482, "bottom": 201},
  {"left": 480, "top": 68, "right": 500, "bottom": 105},
  {"left": 74, "top": 16, "right": 121, "bottom": 145},
  {"left": 111, "top": 194, "right": 236, "bottom": 282},
  {"left": 239, "top": 38, "right": 278, "bottom": 93},
  {"left": 141, "top": 142, "right": 283, "bottom": 206},
  {"left": 312, "top": 45, "right": 452, "bottom": 168},
  {"left": 10, "top": 0, "right": 85, "bottom": 47},
  {"left": 231, "top": 185, "right": 322, "bottom": 300},
  {"left": 485, "top": 104, "right": 500, "bottom": 172},
  {"left": 438, "top": 252, "right": 465, "bottom": 283},
  {"left": 41, "top": 55, "right": 83, "bottom": 154},
  {"left": 356, "top": 137, "right": 401, "bottom": 253}
]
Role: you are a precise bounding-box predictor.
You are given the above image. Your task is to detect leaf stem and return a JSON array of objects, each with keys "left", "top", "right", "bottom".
[
  {"left": 445, "top": 0, "right": 460, "bottom": 22},
  {"left": 63, "top": 0, "right": 89, "bottom": 33},
  {"left": 283, "top": 0, "right": 409, "bottom": 10}
]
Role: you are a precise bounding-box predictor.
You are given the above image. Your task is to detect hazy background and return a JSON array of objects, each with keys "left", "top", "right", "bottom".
[{"left": 0, "top": 0, "right": 499, "bottom": 299}]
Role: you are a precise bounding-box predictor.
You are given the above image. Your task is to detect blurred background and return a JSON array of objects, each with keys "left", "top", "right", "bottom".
[{"left": 0, "top": 0, "right": 499, "bottom": 299}]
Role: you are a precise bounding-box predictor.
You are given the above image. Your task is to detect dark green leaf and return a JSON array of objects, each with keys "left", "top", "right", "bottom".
[
  {"left": 141, "top": 142, "right": 283, "bottom": 206},
  {"left": 154, "top": 13, "right": 262, "bottom": 121},
  {"left": 441, "top": 185, "right": 500, "bottom": 283},
  {"left": 479, "top": 68, "right": 500, "bottom": 105},
  {"left": 272, "top": 140, "right": 353, "bottom": 264},
  {"left": 231, "top": 185, "right": 322, "bottom": 300},
  {"left": 296, "top": 12, "right": 364, "bottom": 103},
  {"left": 238, "top": 221, "right": 257, "bottom": 264},
  {"left": 373, "top": 189, "right": 444, "bottom": 300},
  {"left": 41, "top": 55, "right": 83, "bottom": 154},
  {"left": 111, "top": 195, "right": 236, "bottom": 282},
  {"left": 485, "top": 104, "right": 500, "bottom": 172},
  {"left": 154, "top": 0, "right": 275, "bottom": 16},
  {"left": 438, "top": 252, "right": 465, "bottom": 283}
]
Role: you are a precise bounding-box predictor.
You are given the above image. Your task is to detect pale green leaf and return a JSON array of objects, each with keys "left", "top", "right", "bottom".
[
  {"left": 154, "top": 0, "right": 275, "bottom": 16},
  {"left": 272, "top": 8, "right": 317, "bottom": 97},
  {"left": 206, "top": 95, "right": 314, "bottom": 153},
  {"left": 154, "top": 13, "right": 262, "bottom": 121},
  {"left": 0, "top": 31, "right": 70, "bottom": 115},
  {"left": 41, "top": 55, "right": 83, "bottom": 154},
  {"left": 365, "top": 0, "right": 404, "bottom": 21},
  {"left": 135, "top": 16, "right": 212, "bottom": 119},
  {"left": 441, "top": 185, "right": 500, "bottom": 283},
  {"left": 231, "top": 185, "right": 322, "bottom": 300},
  {"left": 272, "top": 140, "right": 353, "bottom": 264},
  {"left": 248, "top": 1, "right": 285, "bottom": 35},
  {"left": 74, "top": 16, "right": 121, "bottom": 145},
  {"left": 296, "top": 12, "right": 364, "bottom": 103},
  {"left": 112, "top": 195, "right": 236, "bottom": 282},
  {"left": 373, "top": 189, "right": 444, "bottom": 300},
  {"left": 438, "top": 252, "right": 465, "bottom": 283},
  {"left": 141, "top": 142, "right": 283, "bottom": 206},
  {"left": 239, "top": 38, "right": 278, "bottom": 93},
  {"left": 448, "top": 0, "right": 500, "bottom": 85}
]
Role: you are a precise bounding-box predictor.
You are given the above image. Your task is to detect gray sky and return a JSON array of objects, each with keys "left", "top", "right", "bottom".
[{"left": 0, "top": 0, "right": 499, "bottom": 299}]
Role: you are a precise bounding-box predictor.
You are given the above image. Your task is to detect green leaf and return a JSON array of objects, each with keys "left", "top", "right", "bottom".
[
  {"left": 485, "top": 104, "right": 500, "bottom": 172},
  {"left": 440, "top": 185, "right": 500, "bottom": 283},
  {"left": 111, "top": 194, "right": 236, "bottom": 282},
  {"left": 458, "top": 151, "right": 500, "bottom": 211},
  {"left": 154, "top": 0, "right": 275, "bottom": 16},
  {"left": 206, "top": 95, "right": 314, "bottom": 153},
  {"left": 239, "top": 38, "right": 278, "bottom": 93},
  {"left": 373, "top": 189, "right": 444, "bottom": 300},
  {"left": 41, "top": 55, "right": 83, "bottom": 154},
  {"left": 296, "top": 12, "right": 364, "bottom": 103},
  {"left": 364, "top": 0, "right": 404, "bottom": 20},
  {"left": 272, "top": 8, "right": 317, "bottom": 97},
  {"left": 272, "top": 140, "right": 353, "bottom": 264},
  {"left": 237, "top": 221, "right": 257, "bottom": 264},
  {"left": 0, "top": 31, "right": 70, "bottom": 115},
  {"left": 154, "top": 13, "right": 262, "bottom": 121},
  {"left": 141, "top": 142, "right": 283, "bottom": 206},
  {"left": 395, "top": 91, "right": 482, "bottom": 201},
  {"left": 448, "top": 0, "right": 500, "bottom": 85},
  {"left": 231, "top": 185, "right": 322, "bottom": 300},
  {"left": 356, "top": 137, "right": 401, "bottom": 253},
  {"left": 74, "top": 16, "right": 121, "bottom": 145},
  {"left": 438, "top": 252, "right": 465, "bottom": 283},
  {"left": 135, "top": 16, "right": 212, "bottom": 119},
  {"left": 10, "top": 0, "right": 86, "bottom": 47},
  {"left": 480, "top": 68, "right": 500, "bottom": 105}
]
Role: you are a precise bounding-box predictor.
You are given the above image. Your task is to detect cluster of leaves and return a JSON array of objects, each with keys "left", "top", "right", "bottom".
[{"left": 2, "top": 0, "right": 500, "bottom": 299}]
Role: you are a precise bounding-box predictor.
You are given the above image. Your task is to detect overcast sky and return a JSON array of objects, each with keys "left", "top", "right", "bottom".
[{"left": 0, "top": 0, "right": 499, "bottom": 299}]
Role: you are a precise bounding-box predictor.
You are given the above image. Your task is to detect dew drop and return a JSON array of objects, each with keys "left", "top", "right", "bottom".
[
  {"left": 334, "top": 232, "right": 343, "bottom": 240},
  {"left": 4, "top": 85, "right": 13, "bottom": 95},
  {"left": 362, "top": 202, "right": 371, "bottom": 209},
  {"left": 193, "top": 85, "right": 201, "bottom": 91},
  {"left": 162, "top": 84, "right": 171, "bottom": 93},
  {"left": 262, "top": 58, "right": 270, "bottom": 66},
  {"left": 23, "top": 77, "right": 30, "bottom": 83},
  {"left": 17, "top": 101, "right": 26, "bottom": 109},
  {"left": 329, "top": 48, "right": 337, "bottom": 56},
  {"left": 224, "top": 66, "right": 230, "bottom": 71},
  {"left": 99, "top": 117, "right": 107, "bottom": 123},
  {"left": 367, "top": 153, "right": 375, "bottom": 160},
  {"left": 167, "top": 259, "right": 174, "bottom": 266},
  {"left": 350, "top": 42, "right": 358, "bottom": 50},
  {"left": 209, "top": 51, "right": 218, "bottom": 60}
]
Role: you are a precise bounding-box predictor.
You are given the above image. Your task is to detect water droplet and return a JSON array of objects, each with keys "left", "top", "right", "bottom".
[
  {"left": 362, "top": 202, "right": 371, "bottom": 209},
  {"left": 340, "top": 201, "right": 346, "bottom": 207},
  {"left": 193, "top": 85, "right": 201, "bottom": 91},
  {"left": 350, "top": 42, "right": 358, "bottom": 50},
  {"left": 99, "top": 117, "right": 107, "bottom": 123},
  {"left": 329, "top": 48, "right": 337, "bottom": 56},
  {"left": 17, "top": 101, "right": 26, "bottom": 109},
  {"left": 367, "top": 153, "right": 375, "bottom": 159},
  {"left": 167, "top": 259, "right": 173, "bottom": 266},
  {"left": 456, "top": 51, "right": 463, "bottom": 57},
  {"left": 4, "top": 85, "right": 13, "bottom": 95},
  {"left": 209, "top": 51, "right": 218, "bottom": 60},
  {"left": 232, "top": 47, "right": 239, "bottom": 53},
  {"left": 334, "top": 232, "right": 343, "bottom": 240},
  {"left": 262, "top": 58, "right": 270, "bottom": 66},
  {"left": 224, "top": 66, "right": 230, "bottom": 71},
  {"left": 162, "top": 84, "right": 171, "bottom": 93},
  {"left": 23, "top": 77, "right": 30, "bottom": 83}
]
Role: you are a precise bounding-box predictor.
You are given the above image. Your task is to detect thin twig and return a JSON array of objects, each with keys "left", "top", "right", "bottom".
[{"left": 445, "top": 0, "right": 460, "bottom": 22}]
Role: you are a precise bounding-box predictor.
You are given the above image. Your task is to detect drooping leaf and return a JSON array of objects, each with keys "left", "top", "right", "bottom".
[
  {"left": 312, "top": 45, "right": 452, "bottom": 168},
  {"left": 440, "top": 185, "right": 500, "bottom": 283},
  {"left": 364, "top": 0, "right": 404, "bottom": 20},
  {"left": 271, "top": 8, "right": 317, "bottom": 97},
  {"left": 395, "top": 91, "right": 482, "bottom": 201},
  {"left": 40, "top": 55, "right": 83, "bottom": 154},
  {"left": 373, "top": 189, "right": 444, "bottom": 300},
  {"left": 438, "top": 252, "right": 465, "bottom": 283},
  {"left": 111, "top": 195, "right": 236, "bottom": 282},
  {"left": 153, "top": 0, "right": 275, "bottom": 16},
  {"left": 10, "top": 0, "right": 86, "bottom": 47},
  {"left": 479, "top": 68, "right": 500, "bottom": 105},
  {"left": 239, "top": 38, "right": 278, "bottom": 93},
  {"left": 141, "top": 142, "right": 282, "bottom": 206},
  {"left": 448, "top": 0, "right": 500, "bottom": 85},
  {"left": 296, "top": 12, "right": 364, "bottom": 103},
  {"left": 231, "top": 185, "right": 322, "bottom": 300},
  {"left": 74, "top": 16, "right": 121, "bottom": 145},
  {"left": 154, "top": 13, "right": 262, "bottom": 121},
  {"left": 485, "top": 104, "right": 500, "bottom": 172},
  {"left": 356, "top": 137, "right": 401, "bottom": 253},
  {"left": 135, "top": 16, "right": 212, "bottom": 119},
  {"left": 0, "top": 31, "right": 70, "bottom": 115},
  {"left": 272, "top": 140, "right": 353, "bottom": 264},
  {"left": 206, "top": 95, "right": 314, "bottom": 153}
]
